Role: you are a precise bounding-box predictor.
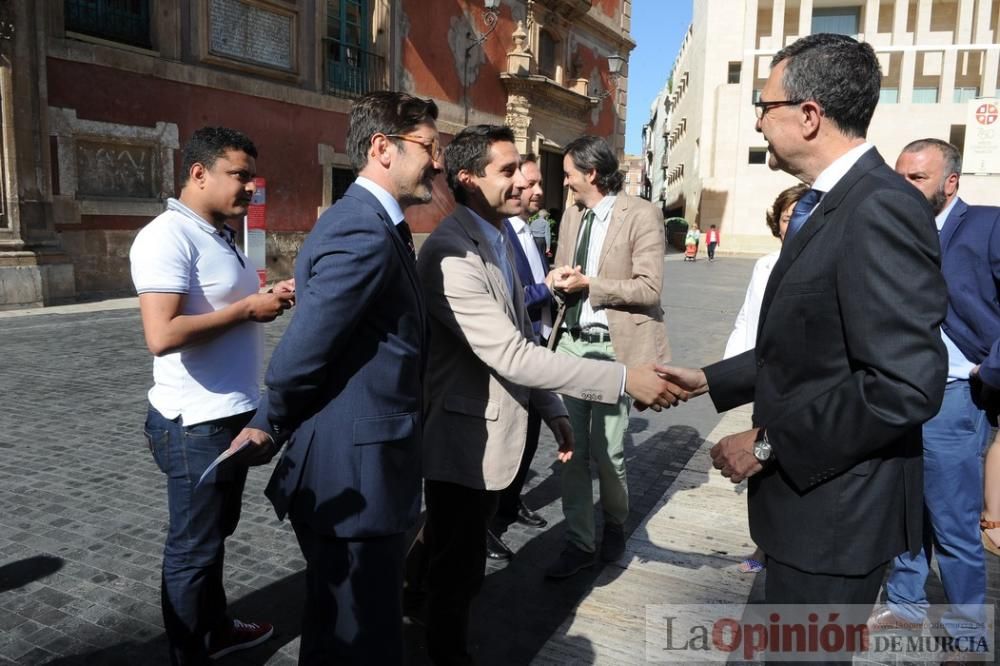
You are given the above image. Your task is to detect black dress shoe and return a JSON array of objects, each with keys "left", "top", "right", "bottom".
[
  {"left": 516, "top": 500, "right": 547, "bottom": 528},
  {"left": 486, "top": 530, "right": 513, "bottom": 561}
]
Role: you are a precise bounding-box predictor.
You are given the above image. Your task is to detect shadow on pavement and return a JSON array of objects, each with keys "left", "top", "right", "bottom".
[{"left": 0, "top": 555, "right": 64, "bottom": 593}]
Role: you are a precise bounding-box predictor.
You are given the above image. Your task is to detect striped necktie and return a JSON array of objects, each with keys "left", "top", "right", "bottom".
[{"left": 783, "top": 188, "right": 822, "bottom": 245}]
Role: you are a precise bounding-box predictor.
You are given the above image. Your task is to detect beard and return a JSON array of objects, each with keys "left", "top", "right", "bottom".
[{"left": 929, "top": 185, "right": 948, "bottom": 215}]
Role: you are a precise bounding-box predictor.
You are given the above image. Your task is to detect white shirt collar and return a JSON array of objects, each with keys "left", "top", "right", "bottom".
[
  {"left": 167, "top": 198, "right": 218, "bottom": 234},
  {"left": 508, "top": 216, "right": 530, "bottom": 234},
  {"left": 935, "top": 196, "right": 960, "bottom": 232},
  {"left": 591, "top": 194, "right": 617, "bottom": 222},
  {"left": 355, "top": 176, "right": 406, "bottom": 225},
  {"left": 811, "top": 143, "right": 874, "bottom": 194}
]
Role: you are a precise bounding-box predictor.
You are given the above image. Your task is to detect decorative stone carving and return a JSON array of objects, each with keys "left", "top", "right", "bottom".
[
  {"left": 48, "top": 108, "right": 178, "bottom": 218},
  {"left": 507, "top": 21, "right": 532, "bottom": 76},
  {"left": 75, "top": 141, "right": 156, "bottom": 199}
]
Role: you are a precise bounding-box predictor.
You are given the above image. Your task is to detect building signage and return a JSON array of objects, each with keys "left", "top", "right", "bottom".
[
  {"left": 245, "top": 177, "right": 267, "bottom": 288},
  {"left": 963, "top": 99, "right": 1000, "bottom": 175}
]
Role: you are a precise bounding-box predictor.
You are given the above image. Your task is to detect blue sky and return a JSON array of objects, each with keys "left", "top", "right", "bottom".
[{"left": 624, "top": 1, "right": 692, "bottom": 155}]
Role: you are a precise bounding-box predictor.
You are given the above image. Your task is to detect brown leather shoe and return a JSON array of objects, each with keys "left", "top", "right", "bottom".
[{"left": 866, "top": 605, "right": 923, "bottom": 633}]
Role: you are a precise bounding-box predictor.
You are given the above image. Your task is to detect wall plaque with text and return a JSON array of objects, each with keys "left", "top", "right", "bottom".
[{"left": 210, "top": 0, "right": 294, "bottom": 72}]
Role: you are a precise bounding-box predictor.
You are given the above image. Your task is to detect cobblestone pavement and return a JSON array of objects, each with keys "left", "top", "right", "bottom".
[{"left": 0, "top": 254, "right": 843, "bottom": 665}]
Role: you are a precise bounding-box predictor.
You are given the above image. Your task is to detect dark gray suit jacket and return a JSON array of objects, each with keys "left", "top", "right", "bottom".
[{"left": 704, "top": 148, "right": 948, "bottom": 575}]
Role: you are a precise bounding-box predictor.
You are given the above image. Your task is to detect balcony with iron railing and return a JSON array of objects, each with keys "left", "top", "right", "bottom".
[
  {"left": 64, "top": 0, "right": 152, "bottom": 49},
  {"left": 323, "top": 37, "right": 386, "bottom": 97}
]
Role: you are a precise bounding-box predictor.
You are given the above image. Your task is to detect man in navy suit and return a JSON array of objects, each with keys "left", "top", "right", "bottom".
[
  {"left": 488, "top": 154, "right": 556, "bottom": 559},
  {"left": 232, "top": 91, "right": 440, "bottom": 664},
  {"left": 869, "top": 139, "right": 1000, "bottom": 648}
]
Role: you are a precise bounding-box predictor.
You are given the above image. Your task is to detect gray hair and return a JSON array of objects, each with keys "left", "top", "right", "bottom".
[{"left": 772, "top": 33, "right": 881, "bottom": 139}]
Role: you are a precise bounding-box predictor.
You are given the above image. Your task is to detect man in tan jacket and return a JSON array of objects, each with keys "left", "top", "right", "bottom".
[
  {"left": 545, "top": 135, "right": 671, "bottom": 579},
  {"left": 416, "top": 125, "right": 678, "bottom": 664}
]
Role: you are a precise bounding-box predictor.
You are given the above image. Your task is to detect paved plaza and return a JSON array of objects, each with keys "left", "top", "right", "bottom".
[{"left": 1, "top": 253, "right": 997, "bottom": 665}]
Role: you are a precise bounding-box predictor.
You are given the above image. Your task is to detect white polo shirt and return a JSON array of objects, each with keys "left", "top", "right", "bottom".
[{"left": 130, "top": 198, "right": 262, "bottom": 425}]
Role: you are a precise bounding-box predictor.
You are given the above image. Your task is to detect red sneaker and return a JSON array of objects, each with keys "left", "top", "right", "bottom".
[{"left": 205, "top": 619, "right": 274, "bottom": 660}]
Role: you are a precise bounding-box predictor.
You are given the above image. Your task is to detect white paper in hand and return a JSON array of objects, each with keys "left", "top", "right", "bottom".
[{"left": 196, "top": 440, "right": 252, "bottom": 488}]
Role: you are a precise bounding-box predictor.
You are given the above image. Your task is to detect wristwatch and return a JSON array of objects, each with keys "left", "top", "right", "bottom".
[{"left": 752, "top": 427, "right": 773, "bottom": 464}]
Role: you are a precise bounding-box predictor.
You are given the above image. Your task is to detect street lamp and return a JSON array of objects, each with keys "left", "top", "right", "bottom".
[
  {"left": 593, "top": 54, "right": 626, "bottom": 101},
  {"left": 464, "top": 0, "right": 502, "bottom": 124}
]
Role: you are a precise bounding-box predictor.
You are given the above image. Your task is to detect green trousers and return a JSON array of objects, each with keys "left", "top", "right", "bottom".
[{"left": 556, "top": 333, "right": 631, "bottom": 553}]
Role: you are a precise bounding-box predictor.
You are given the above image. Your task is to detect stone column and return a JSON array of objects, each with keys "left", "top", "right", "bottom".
[{"left": 0, "top": 0, "right": 75, "bottom": 309}]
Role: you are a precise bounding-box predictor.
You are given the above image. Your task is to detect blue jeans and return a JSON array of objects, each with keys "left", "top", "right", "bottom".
[
  {"left": 886, "top": 380, "right": 989, "bottom": 639},
  {"left": 144, "top": 405, "right": 252, "bottom": 665}
]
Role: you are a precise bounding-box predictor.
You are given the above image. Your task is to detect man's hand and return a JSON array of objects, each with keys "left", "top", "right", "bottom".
[
  {"left": 656, "top": 365, "right": 709, "bottom": 398},
  {"left": 271, "top": 278, "right": 296, "bottom": 302},
  {"left": 554, "top": 266, "right": 589, "bottom": 293},
  {"left": 243, "top": 291, "right": 294, "bottom": 322},
  {"left": 545, "top": 265, "right": 576, "bottom": 290},
  {"left": 709, "top": 428, "right": 763, "bottom": 484},
  {"left": 230, "top": 427, "right": 279, "bottom": 466},
  {"left": 548, "top": 416, "right": 574, "bottom": 463},
  {"left": 625, "top": 364, "right": 691, "bottom": 410}
]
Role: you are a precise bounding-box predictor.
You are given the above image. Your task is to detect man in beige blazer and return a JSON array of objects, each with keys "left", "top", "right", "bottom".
[
  {"left": 416, "top": 125, "right": 679, "bottom": 664},
  {"left": 545, "top": 135, "right": 671, "bottom": 579}
]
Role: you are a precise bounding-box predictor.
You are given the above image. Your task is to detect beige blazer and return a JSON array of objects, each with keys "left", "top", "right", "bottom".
[
  {"left": 554, "top": 193, "right": 671, "bottom": 366},
  {"left": 417, "top": 206, "right": 624, "bottom": 490}
]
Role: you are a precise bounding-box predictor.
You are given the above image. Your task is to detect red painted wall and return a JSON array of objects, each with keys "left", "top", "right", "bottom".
[
  {"left": 401, "top": 0, "right": 512, "bottom": 119},
  {"left": 47, "top": 58, "right": 347, "bottom": 233}
]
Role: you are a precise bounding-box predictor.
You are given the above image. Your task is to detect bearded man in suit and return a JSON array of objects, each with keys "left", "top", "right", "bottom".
[{"left": 234, "top": 91, "right": 440, "bottom": 664}]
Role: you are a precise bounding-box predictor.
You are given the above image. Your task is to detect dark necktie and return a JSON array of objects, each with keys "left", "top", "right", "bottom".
[
  {"left": 396, "top": 220, "right": 416, "bottom": 261},
  {"left": 783, "top": 188, "right": 822, "bottom": 246},
  {"left": 564, "top": 209, "right": 595, "bottom": 331}
]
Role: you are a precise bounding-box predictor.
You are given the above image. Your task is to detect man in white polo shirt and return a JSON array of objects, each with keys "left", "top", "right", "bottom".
[{"left": 130, "top": 127, "right": 293, "bottom": 665}]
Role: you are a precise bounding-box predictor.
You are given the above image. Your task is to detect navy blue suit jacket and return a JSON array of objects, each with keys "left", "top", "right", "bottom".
[
  {"left": 939, "top": 198, "right": 1000, "bottom": 389},
  {"left": 250, "top": 183, "right": 426, "bottom": 538},
  {"left": 504, "top": 218, "right": 552, "bottom": 340}
]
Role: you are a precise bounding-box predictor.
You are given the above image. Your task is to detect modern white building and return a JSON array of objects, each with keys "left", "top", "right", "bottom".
[{"left": 662, "top": 0, "right": 1000, "bottom": 254}]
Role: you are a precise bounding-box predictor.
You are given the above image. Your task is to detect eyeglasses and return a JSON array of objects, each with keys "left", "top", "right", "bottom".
[
  {"left": 753, "top": 99, "right": 805, "bottom": 120},
  {"left": 384, "top": 134, "right": 442, "bottom": 161}
]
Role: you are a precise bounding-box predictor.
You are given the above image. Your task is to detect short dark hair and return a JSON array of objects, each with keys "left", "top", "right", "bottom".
[
  {"left": 346, "top": 91, "right": 439, "bottom": 173},
  {"left": 520, "top": 152, "right": 538, "bottom": 165},
  {"left": 443, "top": 125, "right": 516, "bottom": 205},
  {"left": 901, "top": 138, "right": 963, "bottom": 177},
  {"left": 181, "top": 127, "right": 257, "bottom": 186},
  {"left": 772, "top": 33, "right": 881, "bottom": 139},
  {"left": 563, "top": 136, "right": 624, "bottom": 194},
  {"left": 766, "top": 183, "right": 810, "bottom": 238}
]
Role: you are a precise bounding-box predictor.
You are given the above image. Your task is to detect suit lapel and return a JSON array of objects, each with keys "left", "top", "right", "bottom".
[
  {"left": 939, "top": 198, "right": 967, "bottom": 252},
  {"left": 760, "top": 149, "right": 886, "bottom": 327},
  {"left": 598, "top": 195, "right": 628, "bottom": 272},
  {"left": 345, "top": 183, "right": 426, "bottom": 335},
  {"left": 453, "top": 207, "right": 521, "bottom": 323},
  {"left": 504, "top": 219, "right": 534, "bottom": 286}
]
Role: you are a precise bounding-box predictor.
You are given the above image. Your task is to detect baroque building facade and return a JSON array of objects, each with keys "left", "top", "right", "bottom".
[{"left": 0, "top": 0, "right": 634, "bottom": 307}]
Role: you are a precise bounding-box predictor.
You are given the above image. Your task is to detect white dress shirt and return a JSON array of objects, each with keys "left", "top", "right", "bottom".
[
  {"left": 355, "top": 176, "right": 405, "bottom": 227},
  {"left": 509, "top": 216, "right": 553, "bottom": 338},
  {"left": 574, "top": 194, "right": 616, "bottom": 330}
]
